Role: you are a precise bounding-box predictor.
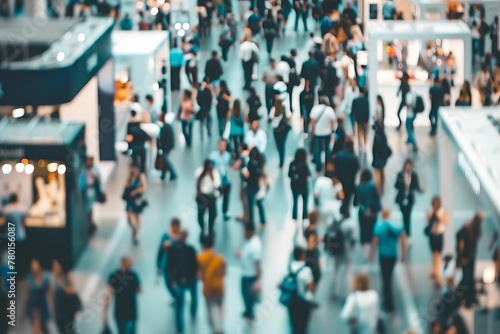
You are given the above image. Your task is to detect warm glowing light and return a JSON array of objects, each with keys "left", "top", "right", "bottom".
[
  {"left": 483, "top": 266, "right": 496, "bottom": 284},
  {"left": 56, "top": 52, "right": 65, "bottom": 62},
  {"left": 57, "top": 164, "right": 66, "bottom": 175},
  {"left": 21, "top": 158, "right": 28, "bottom": 165},
  {"left": 47, "top": 163, "right": 58, "bottom": 173},
  {"left": 25, "top": 164, "right": 34, "bottom": 175},
  {"left": 157, "top": 0, "right": 165, "bottom": 5},
  {"left": 12, "top": 108, "right": 25, "bottom": 118},
  {"left": 38, "top": 160, "right": 45, "bottom": 167},
  {"left": 136, "top": 1, "right": 144, "bottom": 9},
  {"left": 15, "top": 163, "right": 24, "bottom": 173},
  {"left": 120, "top": 76, "right": 128, "bottom": 83},
  {"left": 152, "top": 82, "right": 160, "bottom": 90},
  {"left": 150, "top": 7, "right": 159, "bottom": 15},
  {"left": 2, "top": 164, "right": 12, "bottom": 174}
]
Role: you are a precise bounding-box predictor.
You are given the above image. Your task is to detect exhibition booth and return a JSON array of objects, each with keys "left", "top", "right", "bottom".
[
  {"left": 366, "top": 20, "right": 471, "bottom": 124},
  {"left": 361, "top": 0, "right": 416, "bottom": 24},
  {"left": 0, "top": 17, "right": 116, "bottom": 180},
  {"left": 0, "top": 120, "right": 87, "bottom": 268}
]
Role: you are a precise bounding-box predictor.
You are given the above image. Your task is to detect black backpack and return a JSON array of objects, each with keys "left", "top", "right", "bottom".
[
  {"left": 324, "top": 221, "right": 345, "bottom": 256},
  {"left": 414, "top": 95, "right": 425, "bottom": 114}
]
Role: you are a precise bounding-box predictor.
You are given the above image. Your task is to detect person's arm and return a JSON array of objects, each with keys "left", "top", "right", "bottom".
[
  {"left": 102, "top": 285, "right": 113, "bottom": 323},
  {"left": 310, "top": 118, "right": 316, "bottom": 135},
  {"left": 213, "top": 170, "right": 221, "bottom": 189},
  {"left": 400, "top": 232, "right": 407, "bottom": 262},
  {"left": 253, "top": 260, "right": 262, "bottom": 293},
  {"left": 340, "top": 294, "right": 354, "bottom": 321},
  {"left": 369, "top": 236, "right": 379, "bottom": 262},
  {"left": 489, "top": 231, "right": 499, "bottom": 252}
]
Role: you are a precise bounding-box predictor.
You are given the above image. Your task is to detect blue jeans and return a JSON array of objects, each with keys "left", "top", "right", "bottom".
[
  {"left": 163, "top": 272, "right": 176, "bottom": 299},
  {"left": 174, "top": 282, "right": 198, "bottom": 333},
  {"left": 116, "top": 319, "right": 136, "bottom": 334},
  {"left": 181, "top": 120, "right": 193, "bottom": 147},
  {"left": 241, "top": 276, "right": 258, "bottom": 318},
  {"left": 313, "top": 135, "right": 331, "bottom": 172},
  {"left": 405, "top": 115, "right": 417, "bottom": 148},
  {"left": 161, "top": 151, "right": 177, "bottom": 180}
]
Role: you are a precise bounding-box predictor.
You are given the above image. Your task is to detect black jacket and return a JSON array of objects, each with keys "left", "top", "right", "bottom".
[
  {"left": 394, "top": 171, "right": 421, "bottom": 205},
  {"left": 301, "top": 58, "right": 321, "bottom": 83},
  {"left": 352, "top": 96, "right": 370, "bottom": 124},
  {"left": 158, "top": 122, "right": 175, "bottom": 153},
  {"left": 246, "top": 158, "right": 263, "bottom": 189},
  {"left": 167, "top": 242, "right": 198, "bottom": 286},
  {"left": 332, "top": 151, "right": 360, "bottom": 187},
  {"left": 197, "top": 87, "right": 213, "bottom": 115},
  {"left": 205, "top": 58, "right": 223, "bottom": 82}
]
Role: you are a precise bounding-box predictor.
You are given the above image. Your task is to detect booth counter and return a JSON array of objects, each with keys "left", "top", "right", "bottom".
[{"left": 0, "top": 120, "right": 87, "bottom": 268}]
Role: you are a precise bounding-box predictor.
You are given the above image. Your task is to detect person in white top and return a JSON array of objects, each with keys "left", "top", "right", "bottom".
[
  {"left": 341, "top": 273, "right": 380, "bottom": 334},
  {"left": 426, "top": 196, "right": 449, "bottom": 286},
  {"left": 405, "top": 89, "right": 418, "bottom": 152},
  {"left": 269, "top": 98, "right": 292, "bottom": 168},
  {"left": 195, "top": 159, "right": 221, "bottom": 236},
  {"left": 245, "top": 120, "right": 267, "bottom": 154},
  {"left": 314, "top": 160, "right": 344, "bottom": 235},
  {"left": 236, "top": 225, "right": 263, "bottom": 320},
  {"left": 240, "top": 40, "right": 259, "bottom": 90},
  {"left": 276, "top": 56, "right": 291, "bottom": 83},
  {"left": 287, "top": 247, "right": 316, "bottom": 334},
  {"left": 340, "top": 78, "right": 360, "bottom": 130},
  {"left": 309, "top": 96, "right": 337, "bottom": 172}
]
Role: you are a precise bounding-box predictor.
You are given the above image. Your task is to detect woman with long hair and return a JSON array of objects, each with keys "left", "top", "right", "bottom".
[
  {"left": 288, "top": 148, "right": 311, "bottom": 222},
  {"left": 180, "top": 89, "right": 197, "bottom": 148},
  {"left": 455, "top": 83, "right": 472, "bottom": 106},
  {"left": 123, "top": 164, "right": 148, "bottom": 244},
  {"left": 269, "top": 96, "right": 292, "bottom": 168},
  {"left": 372, "top": 121, "right": 392, "bottom": 194},
  {"left": 195, "top": 159, "right": 221, "bottom": 237},
  {"left": 52, "top": 260, "right": 79, "bottom": 334},
  {"left": 25, "top": 259, "right": 52, "bottom": 334},
  {"left": 217, "top": 80, "right": 232, "bottom": 137},
  {"left": 426, "top": 196, "right": 449, "bottom": 286},
  {"left": 228, "top": 99, "right": 245, "bottom": 158}
]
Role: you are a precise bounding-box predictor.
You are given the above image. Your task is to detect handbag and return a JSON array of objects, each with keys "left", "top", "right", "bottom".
[
  {"left": 122, "top": 187, "right": 131, "bottom": 201},
  {"left": 154, "top": 151, "right": 164, "bottom": 171}
]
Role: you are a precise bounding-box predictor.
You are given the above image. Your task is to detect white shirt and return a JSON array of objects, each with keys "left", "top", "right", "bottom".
[
  {"left": 241, "top": 234, "right": 263, "bottom": 277},
  {"left": 289, "top": 260, "right": 314, "bottom": 300},
  {"left": 405, "top": 91, "right": 416, "bottom": 118},
  {"left": 195, "top": 167, "right": 221, "bottom": 195},
  {"left": 240, "top": 41, "right": 259, "bottom": 62},
  {"left": 341, "top": 87, "right": 359, "bottom": 116},
  {"left": 314, "top": 176, "right": 343, "bottom": 218},
  {"left": 310, "top": 104, "right": 336, "bottom": 136},
  {"left": 269, "top": 107, "right": 292, "bottom": 129},
  {"left": 276, "top": 60, "right": 291, "bottom": 82},
  {"left": 341, "top": 290, "right": 380, "bottom": 334},
  {"left": 245, "top": 129, "right": 267, "bottom": 153}
]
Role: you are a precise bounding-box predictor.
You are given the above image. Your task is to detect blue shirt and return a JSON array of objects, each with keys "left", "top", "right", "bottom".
[
  {"left": 170, "top": 48, "right": 184, "bottom": 68},
  {"left": 373, "top": 220, "right": 404, "bottom": 258},
  {"left": 210, "top": 150, "right": 232, "bottom": 185}
]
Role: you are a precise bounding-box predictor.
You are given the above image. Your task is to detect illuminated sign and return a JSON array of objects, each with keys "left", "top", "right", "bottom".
[{"left": 458, "top": 152, "right": 480, "bottom": 196}]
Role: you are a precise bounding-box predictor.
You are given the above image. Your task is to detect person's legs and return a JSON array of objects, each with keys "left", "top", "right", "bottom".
[
  {"left": 246, "top": 187, "right": 258, "bottom": 227},
  {"left": 241, "top": 277, "right": 256, "bottom": 317},
  {"left": 313, "top": 136, "right": 322, "bottom": 172},
  {"left": 162, "top": 152, "right": 177, "bottom": 180},
  {"left": 218, "top": 117, "right": 225, "bottom": 137},
  {"left": 291, "top": 188, "right": 299, "bottom": 220},
  {"left": 208, "top": 195, "right": 217, "bottom": 236},
  {"left": 288, "top": 85, "right": 294, "bottom": 111},
  {"left": 266, "top": 36, "right": 273, "bottom": 55},
  {"left": 294, "top": 8, "right": 300, "bottom": 31},
  {"left": 189, "top": 281, "right": 198, "bottom": 318},
  {"left": 174, "top": 286, "right": 186, "bottom": 333},
  {"left": 397, "top": 96, "right": 405, "bottom": 128},
  {"left": 163, "top": 272, "right": 176, "bottom": 299},
  {"left": 301, "top": 188, "right": 309, "bottom": 220},
  {"left": 380, "top": 257, "right": 397, "bottom": 311},
  {"left": 197, "top": 196, "right": 208, "bottom": 235},
  {"left": 429, "top": 108, "right": 437, "bottom": 134},
  {"left": 302, "top": 10, "right": 308, "bottom": 32},
  {"left": 222, "top": 183, "right": 231, "bottom": 217},
  {"left": 171, "top": 66, "right": 180, "bottom": 91},
  {"left": 274, "top": 129, "right": 287, "bottom": 168},
  {"left": 322, "top": 135, "right": 331, "bottom": 166},
  {"left": 257, "top": 198, "right": 266, "bottom": 225},
  {"left": 406, "top": 115, "right": 417, "bottom": 149},
  {"left": 242, "top": 60, "right": 252, "bottom": 89},
  {"left": 207, "top": 113, "right": 212, "bottom": 137}
]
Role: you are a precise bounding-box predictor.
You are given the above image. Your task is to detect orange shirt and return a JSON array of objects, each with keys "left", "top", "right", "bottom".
[{"left": 197, "top": 250, "right": 226, "bottom": 297}]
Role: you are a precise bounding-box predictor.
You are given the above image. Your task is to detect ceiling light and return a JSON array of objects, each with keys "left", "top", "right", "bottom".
[
  {"left": 15, "top": 163, "right": 24, "bottom": 173},
  {"left": 120, "top": 76, "right": 128, "bottom": 83},
  {"left": 178, "top": 29, "right": 185, "bottom": 37},
  {"left": 25, "top": 164, "right": 34, "bottom": 175},
  {"left": 12, "top": 108, "right": 25, "bottom": 118},
  {"left": 136, "top": 1, "right": 144, "bottom": 9},
  {"left": 150, "top": 7, "right": 159, "bottom": 15},
  {"left": 57, "top": 164, "right": 66, "bottom": 175},
  {"left": 2, "top": 164, "right": 12, "bottom": 174},
  {"left": 47, "top": 163, "right": 58, "bottom": 172},
  {"left": 152, "top": 82, "right": 159, "bottom": 90},
  {"left": 78, "top": 33, "right": 86, "bottom": 42},
  {"left": 162, "top": 3, "right": 170, "bottom": 11},
  {"left": 158, "top": 0, "right": 165, "bottom": 5},
  {"left": 174, "top": 22, "right": 182, "bottom": 30},
  {"left": 182, "top": 23, "right": 190, "bottom": 31},
  {"left": 56, "top": 52, "right": 65, "bottom": 62}
]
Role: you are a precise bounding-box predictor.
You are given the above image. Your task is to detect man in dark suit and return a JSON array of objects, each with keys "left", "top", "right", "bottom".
[
  {"left": 300, "top": 50, "right": 321, "bottom": 93},
  {"left": 197, "top": 78, "right": 213, "bottom": 140},
  {"left": 351, "top": 90, "right": 370, "bottom": 152},
  {"left": 204, "top": 50, "right": 224, "bottom": 90},
  {"left": 332, "top": 137, "right": 360, "bottom": 217},
  {"left": 158, "top": 113, "right": 177, "bottom": 181}
]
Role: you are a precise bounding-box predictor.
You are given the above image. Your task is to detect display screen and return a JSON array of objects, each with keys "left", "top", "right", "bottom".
[{"left": 369, "top": 4, "right": 378, "bottom": 20}]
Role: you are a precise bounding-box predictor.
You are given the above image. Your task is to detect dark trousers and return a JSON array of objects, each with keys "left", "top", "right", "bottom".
[
  {"left": 186, "top": 65, "right": 198, "bottom": 87},
  {"left": 247, "top": 187, "right": 265, "bottom": 227},
  {"left": 171, "top": 66, "right": 181, "bottom": 91},
  {"left": 230, "top": 134, "right": 244, "bottom": 158},
  {"left": 131, "top": 146, "right": 146, "bottom": 172},
  {"left": 396, "top": 95, "right": 407, "bottom": 127},
  {"left": 288, "top": 84, "right": 295, "bottom": 111},
  {"left": 340, "top": 184, "right": 354, "bottom": 217},
  {"left": 217, "top": 117, "right": 226, "bottom": 137},
  {"left": 358, "top": 210, "right": 377, "bottom": 244},
  {"left": 163, "top": 271, "right": 176, "bottom": 299},
  {"left": 379, "top": 256, "right": 397, "bottom": 312},
  {"left": 221, "top": 44, "right": 230, "bottom": 62},
  {"left": 459, "top": 259, "right": 477, "bottom": 307},
  {"left": 294, "top": 9, "right": 308, "bottom": 32},
  {"left": 198, "top": 113, "right": 212, "bottom": 140},
  {"left": 56, "top": 318, "right": 76, "bottom": 334},
  {"left": 429, "top": 107, "right": 439, "bottom": 134},
  {"left": 161, "top": 151, "right": 177, "bottom": 180},
  {"left": 241, "top": 276, "right": 258, "bottom": 317},
  {"left": 288, "top": 296, "right": 311, "bottom": 334},
  {"left": 242, "top": 60, "right": 254, "bottom": 89},
  {"left": 116, "top": 319, "right": 137, "bottom": 334},
  {"left": 472, "top": 38, "right": 480, "bottom": 66},
  {"left": 313, "top": 135, "right": 331, "bottom": 172},
  {"left": 181, "top": 120, "right": 193, "bottom": 147},
  {"left": 300, "top": 104, "right": 313, "bottom": 133},
  {"left": 273, "top": 128, "right": 289, "bottom": 168},
  {"left": 399, "top": 202, "right": 413, "bottom": 237},
  {"left": 265, "top": 83, "right": 275, "bottom": 115},
  {"left": 221, "top": 183, "right": 231, "bottom": 214},
  {"left": 292, "top": 187, "right": 309, "bottom": 220},
  {"left": 174, "top": 282, "right": 198, "bottom": 333},
  {"left": 197, "top": 194, "right": 217, "bottom": 236},
  {"left": 265, "top": 36, "right": 274, "bottom": 55}
]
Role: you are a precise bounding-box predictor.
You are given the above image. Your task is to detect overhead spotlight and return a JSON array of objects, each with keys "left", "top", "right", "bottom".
[
  {"left": 47, "top": 163, "right": 58, "bottom": 173},
  {"left": 182, "top": 23, "right": 190, "bottom": 31},
  {"left": 21, "top": 158, "right": 28, "bottom": 165},
  {"left": 174, "top": 22, "right": 182, "bottom": 30},
  {"left": 15, "top": 163, "right": 24, "bottom": 173},
  {"left": 157, "top": 0, "right": 165, "bottom": 5},
  {"left": 150, "top": 7, "right": 159, "bottom": 16},
  {"left": 57, "top": 164, "right": 66, "bottom": 175},
  {"left": 25, "top": 164, "right": 34, "bottom": 175},
  {"left": 38, "top": 160, "right": 45, "bottom": 167},
  {"left": 162, "top": 3, "right": 170, "bottom": 11},
  {"left": 178, "top": 29, "right": 186, "bottom": 37},
  {"left": 152, "top": 82, "right": 160, "bottom": 90},
  {"left": 56, "top": 52, "right": 65, "bottom": 62},
  {"left": 12, "top": 108, "right": 25, "bottom": 118},
  {"left": 2, "top": 164, "right": 12, "bottom": 175},
  {"left": 120, "top": 76, "right": 129, "bottom": 83},
  {"left": 78, "top": 33, "right": 86, "bottom": 42},
  {"left": 136, "top": 1, "right": 144, "bottom": 9}
]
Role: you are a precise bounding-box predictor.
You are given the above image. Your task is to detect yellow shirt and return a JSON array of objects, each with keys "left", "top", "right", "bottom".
[{"left": 197, "top": 250, "right": 226, "bottom": 297}]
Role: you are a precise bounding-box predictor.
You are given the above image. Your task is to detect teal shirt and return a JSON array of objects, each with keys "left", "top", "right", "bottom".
[
  {"left": 373, "top": 220, "right": 404, "bottom": 258},
  {"left": 210, "top": 150, "right": 232, "bottom": 185}
]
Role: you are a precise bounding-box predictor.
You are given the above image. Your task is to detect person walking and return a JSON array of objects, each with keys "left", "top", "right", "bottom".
[
  {"left": 263, "top": 10, "right": 278, "bottom": 56},
  {"left": 219, "top": 19, "right": 233, "bottom": 62},
  {"left": 288, "top": 148, "right": 312, "bottom": 222},
  {"left": 210, "top": 140, "right": 233, "bottom": 221},
  {"left": 286, "top": 247, "right": 316, "bottom": 334},
  {"left": 404, "top": 88, "right": 418, "bottom": 152},
  {"left": 299, "top": 83, "right": 315, "bottom": 133},
  {"left": 240, "top": 38, "right": 259, "bottom": 90},
  {"left": 456, "top": 212, "right": 483, "bottom": 308},
  {"left": 52, "top": 260, "right": 80, "bottom": 334},
  {"left": 123, "top": 164, "right": 148, "bottom": 245},
  {"left": 229, "top": 100, "right": 245, "bottom": 158},
  {"left": 429, "top": 78, "right": 444, "bottom": 136},
  {"left": 180, "top": 89, "right": 198, "bottom": 148},
  {"left": 156, "top": 218, "right": 181, "bottom": 301},
  {"left": 354, "top": 169, "right": 382, "bottom": 261},
  {"left": 170, "top": 39, "right": 184, "bottom": 91},
  {"left": 396, "top": 72, "right": 410, "bottom": 130},
  {"left": 26, "top": 259, "right": 52, "bottom": 334},
  {"left": 293, "top": 0, "right": 309, "bottom": 32},
  {"left": 168, "top": 229, "right": 199, "bottom": 333},
  {"left": 340, "top": 273, "right": 380, "bottom": 334},
  {"left": 204, "top": 50, "right": 224, "bottom": 91},
  {"left": 425, "top": 196, "right": 449, "bottom": 286},
  {"left": 246, "top": 87, "right": 263, "bottom": 123},
  {"left": 333, "top": 137, "right": 360, "bottom": 218},
  {"left": 196, "top": 78, "right": 214, "bottom": 141},
  {"left": 372, "top": 121, "right": 392, "bottom": 195},
  {"left": 216, "top": 81, "right": 232, "bottom": 137},
  {"left": 245, "top": 120, "right": 267, "bottom": 154},
  {"left": 313, "top": 161, "right": 344, "bottom": 234},
  {"left": 158, "top": 112, "right": 178, "bottom": 181},
  {"left": 310, "top": 96, "right": 336, "bottom": 172},
  {"left": 269, "top": 97, "right": 292, "bottom": 168},
  {"left": 247, "top": 7, "right": 263, "bottom": 36},
  {"left": 300, "top": 51, "right": 321, "bottom": 93},
  {"left": 351, "top": 89, "right": 370, "bottom": 153},
  {"left": 197, "top": 235, "right": 226, "bottom": 334},
  {"left": 195, "top": 160, "right": 221, "bottom": 237},
  {"left": 126, "top": 110, "right": 151, "bottom": 173},
  {"left": 243, "top": 147, "right": 265, "bottom": 228},
  {"left": 263, "top": 58, "right": 278, "bottom": 117},
  {"left": 394, "top": 158, "right": 423, "bottom": 242},
  {"left": 237, "top": 224, "right": 262, "bottom": 320},
  {"left": 370, "top": 208, "right": 407, "bottom": 312}
]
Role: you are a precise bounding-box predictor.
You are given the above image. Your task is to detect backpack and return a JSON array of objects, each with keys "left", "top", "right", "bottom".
[
  {"left": 414, "top": 95, "right": 425, "bottom": 114},
  {"left": 324, "top": 222, "right": 345, "bottom": 256},
  {"left": 279, "top": 266, "right": 306, "bottom": 307},
  {"left": 325, "top": 61, "right": 339, "bottom": 88}
]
